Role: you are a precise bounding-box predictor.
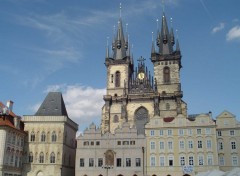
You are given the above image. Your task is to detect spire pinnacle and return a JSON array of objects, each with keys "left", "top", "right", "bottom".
[
  {"left": 119, "top": 3, "right": 122, "bottom": 18},
  {"left": 176, "top": 29, "right": 180, "bottom": 51},
  {"left": 170, "top": 17, "right": 175, "bottom": 46},
  {"left": 151, "top": 32, "right": 156, "bottom": 54},
  {"left": 156, "top": 19, "right": 159, "bottom": 30}
]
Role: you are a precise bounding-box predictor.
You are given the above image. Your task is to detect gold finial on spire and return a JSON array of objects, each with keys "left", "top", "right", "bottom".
[
  {"left": 176, "top": 29, "right": 179, "bottom": 39},
  {"left": 107, "top": 36, "right": 109, "bottom": 46},
  {"left": 126, "top": 23, "right": 128, "bottom": 33},
  {"left": 152, "top": 32, "right": 154, "bottom": 42},
  {"left": 119, "top": 3, "right": 122, "bottom": 18},
  {"left": 156, "top": 19, "right": 159, "bottom": 30}
]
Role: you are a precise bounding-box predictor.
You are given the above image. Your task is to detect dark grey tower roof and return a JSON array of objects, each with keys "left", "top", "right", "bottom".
[{"left": 35, "top": 92, "right": 68, "bottom": 116}]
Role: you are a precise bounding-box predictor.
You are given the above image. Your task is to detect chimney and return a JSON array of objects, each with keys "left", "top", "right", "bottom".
[{"left": 6, "top": 100, "right": 14, "bottom": 112}]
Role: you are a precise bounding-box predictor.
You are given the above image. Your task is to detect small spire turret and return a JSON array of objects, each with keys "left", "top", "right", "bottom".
[
  {"left": 170, "top": 18, "right": 175, "bottom": 46},
  {"left": 151, "top": 32, "right": 156, "bottom": 54}
]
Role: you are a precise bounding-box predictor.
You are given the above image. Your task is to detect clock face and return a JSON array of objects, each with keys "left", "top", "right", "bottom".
[{"left": 138, "top": 72, "right": 145, "bottom": 80}]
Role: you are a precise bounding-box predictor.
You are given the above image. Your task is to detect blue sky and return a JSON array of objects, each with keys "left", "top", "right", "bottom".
[{"left": 1, "top": 0, "right": 240, "bottom": 132}]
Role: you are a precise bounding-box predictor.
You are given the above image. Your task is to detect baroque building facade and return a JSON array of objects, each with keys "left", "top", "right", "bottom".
[
  {"left": 22, "top": 92, "right": 78, "bottom": 176},
  {"left": 0, "top": 101, "right": 26, "bottom": 176}
]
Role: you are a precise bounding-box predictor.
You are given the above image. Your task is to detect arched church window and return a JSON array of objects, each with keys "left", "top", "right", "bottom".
[
  {"left": 115, "top": 71, "right": 121, "bottom": 87},
  {"left": 135, "top": 107, "right": 148, "bottom": 135},
  {"left": 111, "top": 74, "right": 114, "bottom": 83},
  {"left": 41, "top": 132, "right": 46, "bottom": 142},
  {"left": 163, "top": 67, "right": 170, "bottom": 83},
  {"left": 52, "top": 131, "right": 57, "bottom": 142},
  {"left": 39, "top": 152, "right": 44, "bottom": 163},
  {"left": 113, "top": 115, "right": 119, "bottom": 123},
  {"left": 50, "top": 152, "right": 55, "bottom": 163},
  {"left": 30, "top": 132, "right": 35, "bottom": 142},
  {"left": 29, "top": 152, "right": 33, "bottom": 163}
]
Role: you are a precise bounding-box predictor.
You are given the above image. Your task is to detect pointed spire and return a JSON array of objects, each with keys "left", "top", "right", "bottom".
[
  {"left": 170, "top": 18, "right": 175, "bottom": 46},
  {"left": 151, "top": 32, "right": 156, "bottom": 54},
  {"left": 176, "top": 29, "right": 180, "bottom": 51},
  {"left": 106, "top": 37, "right": 109, "bottom": 58}
]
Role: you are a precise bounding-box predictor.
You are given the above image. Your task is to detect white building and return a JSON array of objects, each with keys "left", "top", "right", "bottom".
[{"left": 0, "top": 101, "right": 26, "bottom": 176}]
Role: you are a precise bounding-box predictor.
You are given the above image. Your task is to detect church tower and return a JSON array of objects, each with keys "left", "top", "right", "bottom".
[{"left": 151, "top": 13, "right": 186, "bottom": 117}]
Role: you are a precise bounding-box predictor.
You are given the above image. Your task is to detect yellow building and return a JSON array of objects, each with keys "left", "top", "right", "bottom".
[{"left": 216, "top": 111, "right": 240, "bottom": 172}]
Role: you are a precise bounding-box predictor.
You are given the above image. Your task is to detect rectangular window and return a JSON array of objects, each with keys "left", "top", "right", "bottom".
[
  {"left": 150, "top": 141, "right": 156, "bottom": 150},
  {"left": 188, "top": 129, "right": 193, "bottom": 135},
  {"left": 117, "top": 158, "right": 122, "bottom": 167},
  {"left": 230, "top": 130, "right": 235, "bottom": 136},
  {"left": 218, "top": 142, "right": 223, "bottom": 150},
  {"left": 150, "top": 130, "right": 155, "bottom": 136},
  {"left": 207, "top": 155, "right": 213, "bottom": 165},
  {"left": 117, "top": 141, "right": 121, "bottom": 145},
  {"left": 80, "top": 158, "right": 84, "bottom": 167},
  {"left": 90, "top": 141, "right": 94, "bottom": 146},
  {"left": 198, "top": 156, "right": 204, "bottom": 165},
  {"left": 136, "top": 158, "right": 141, "bottom": 167},
  {"left": 130, "top": 141, "right": 135, "bottom": 145},
  {"left": 188, "top": 141, "right": 193, "bottom": 149},
  {"left": 150, "top": 156, "right": 156, "bottom": 166},
  {"left": 168, "top": 141, "right": 173, "bottom": 150},
  {"left": 126, "top": 158, "right": 131, "bottom": 167},
  {"left": 217, "top": 131, "right": 222, "bottom": 136},
  {"left": 98, "top": 158, "right": 103, "bottom": 167},
  {"left": 159, "top": 130, "right": 164, "bottom": 136},
  {"left": 89, "top": 158, "right": 94, "bottom": 167},
  {"left": 179, "top": 141, "right": 184, "bottom": 149},
  {"left": 159, "top": 141, "right": 164, "bottom": 150},
  {"left": 232, "top": 156, "right": 238, "bottom": 166},
  {"left": 179, "top": 129, "right": 184, "bottom": 136},
  {"left": 160, "top": 156, "right": 165, "bottom": 166},
  {"left": 198, "top": 141, "right": 202, "bottom": 148},
  {"left": 180, "top": 156, "right": 185, "bottom": 166},
  {"left": 168, "top": 129, "right": 172, "bottom": 136},
  {"left": 207, "top": 140, "right": 212, "bottom": 149},
  {"left": 206, "top": 128, "right": 211, "bottom": 134},
  {"left": 96, "top": 141, "right": 100, "bottom": 146},
  {"left": 189, "top": 156, "right": 194, "bottom": 166},
  {"left": 219, "top": 156, "right": 224, "bottom": 166},
  {"left": 231, "top": 141, "right": 236, "bottom": 149},
  {"left": 168, "top": 156, "right": 173, "bottom": 166},
  {"left": 197, "top": 129, "right": 201, "bottom": 135}
]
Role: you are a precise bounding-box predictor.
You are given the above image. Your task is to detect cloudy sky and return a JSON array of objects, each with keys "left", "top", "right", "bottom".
[{"left": 1, "top": 0, "right": 240, "bottom": 132}]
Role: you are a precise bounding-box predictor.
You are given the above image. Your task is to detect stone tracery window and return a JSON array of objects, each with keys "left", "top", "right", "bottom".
[
  {"left": 115, "top": 71, "right": 121, "bottom": 87},
  {"left": 135, "top": 107, "right": 148, "bottom": 135},
  {"left": 39, "top": 152, "right": 44, "bottom": 163},
  {"left": 30, "top": 132, "right": 35, "bottom": 142},
  {"left": 29, "top": 152, "right": 33, "bottom": 163},
  {"left": 41, "top": 132, "right": 46, "bottom": 142},
  {"left": 163, "top": 67, "right": 170, "bottom": 83},
  {"left": 113, "top": 115, "right": 119, "bottom": 123},
  {"left": 52, "top": 131, "right": 57, "bottom": 142},
  {"left": 50, "top": 152, "right": 55, "bottom": 163}
]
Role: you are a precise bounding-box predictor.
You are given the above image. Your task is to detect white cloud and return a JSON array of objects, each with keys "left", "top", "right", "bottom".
[
  {"left": 226, "top": 25, "right": 240, "bottom": 41},
  {"left": 41, "top": 84, "right": 106, "bottom": 131},
  {"left": 212, "top": 23, "right": 225, "bottom": 34}
]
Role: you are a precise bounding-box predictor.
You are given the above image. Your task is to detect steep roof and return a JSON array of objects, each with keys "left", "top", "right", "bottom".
[{"left": 35, "top": 92, "right": 68, "bottom": 116}]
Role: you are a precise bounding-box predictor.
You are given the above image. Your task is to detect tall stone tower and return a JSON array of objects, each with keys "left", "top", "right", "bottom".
[
  {"left": 151, "top": 13, "right": 187, "bottom": 118},
  {"left": 101, "top": 11, "right": 187, "bottom": 135}
]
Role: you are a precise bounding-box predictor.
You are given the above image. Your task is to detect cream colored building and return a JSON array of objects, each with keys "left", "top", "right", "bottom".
[
  {"left": 145, "top": 113, "right": 219, "bottom": 176},
  {"left": 216, "top": 111, "right": 240, "bottom": 172},
  {"left": 76, "top": 122, "right": 146, "bottom": 176},
  {"left": 22, "top": 92, "right": 78, "bottom": 176},
  {"left": 0, "top": 101, "right": 26, "bottom": 176}
]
